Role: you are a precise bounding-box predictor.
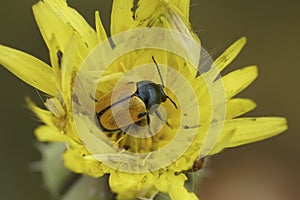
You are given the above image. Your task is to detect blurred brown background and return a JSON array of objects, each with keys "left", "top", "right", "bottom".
[{"left": 0, "top": 0, "right": 299, "bottom": 200}]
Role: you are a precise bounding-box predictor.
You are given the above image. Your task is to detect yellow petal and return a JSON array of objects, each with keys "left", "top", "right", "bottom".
[
  {"left": 111, "top": 0, "right": 135, "bottom": 35},
  {"left": 136, "top": 0, "right": 190, "bottom": 24},
  {"left": 160, "top": 4, "right": 199, "bottom": 41},
  {"left": 63, "top": 147, "right": 105, "bottom": 178},
  {"left": 169, "top": 156, "right": 189, "bottom": 172},
  {"left": 61, "top": 34, "right": 78, "bottom": 110},
  {"left": 48, "top": 35, "right": 61, "bottom": 72},
  {"left": 49, "top": 34, "right": 61, "bottom": 67},
  {"left": 208, "top": 126, "right": 235, "bottom": 155},
  {"left": 33, "top": 0, "right": 98, "bottom": 50},
  {"left": 135, "top": 0, "right": 162, "bottom": 26},
  {"left": 44, "top": 0, "right": 98, "bottom": 49},
  {"left": 32, "top": 1, "right": 73, "bottom": 50},
  {"left": 47, "top": 35, "right": 63, "bottom": 93},
  {"left": 109, "top": 171, "right": 157, "bottom": 200},
  {"left": 95, "top": 11, "right": 108, "bottom": 43},
  {"left": 225, "top": 117, "right": 288, "bottom": 147},
  {"left": 171, "top": 0, "right": 190, "bottom": 19},
  {"left": 213, "top": 37, "right": 247, "bottom": 72},
  {"left": 26, "top": 97, "right": 56, "bottom": 128},
  {"left": 44, "top": 98, "right": 66, "bottom": 118},
  {"left": 34, "top": 125, "right": 69, "bottom": 142},
  {"left": 135, "top": 0, "right": 196, "bottom": 37},
  {"left": 226, "top": 98, "right": 257, "bottom": 119},
  {"left": 155, "top": 171, "right": 198, "bottom": 200},
  {"left": 222, "top": 65, "right": 258, "bottom": 99},
  {"left": 0, "top": 45, "right": 56, "bottom": 96}
]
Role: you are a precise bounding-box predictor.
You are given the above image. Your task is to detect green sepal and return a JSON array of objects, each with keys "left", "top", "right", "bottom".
[
  {"left": 39, "top": 143, "right": 74, "bottom": 198},
  {"left": 38, "top": 143, "right": 113, "bottom": 200},
  {"left": 61, "top": 175, "right": 112, "bottom": 200}
]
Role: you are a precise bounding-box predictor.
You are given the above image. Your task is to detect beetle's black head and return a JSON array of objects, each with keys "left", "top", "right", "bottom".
[{"left": 136, "top": 81, "right": 167, "bottom": 112}]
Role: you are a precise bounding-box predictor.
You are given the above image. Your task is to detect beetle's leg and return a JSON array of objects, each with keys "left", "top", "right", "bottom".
[
  {"left": 146, "top": 114, "right": 154, "bottom": 136},
  {"left": 155, "top": 110, "right": 171, "bottom": 127},
  {"left": 89, "top": 93, "right": 98, "bottom": 102},
  {"left": 124, "top": 125, "right": 131, "bottom": 134},
  {"left": 116, "top": 130, "right": 123, "bottom": 138},
  {"left": 146, "top": 114, "right": 151, "bottom": 124},
  {"left": 154, "top": 110, "right": 163, "bottom": 120},
  {"left": 138, "top": 112, "right": 147, "bottom": 119}
]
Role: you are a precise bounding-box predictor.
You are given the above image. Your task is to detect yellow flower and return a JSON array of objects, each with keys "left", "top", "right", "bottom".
[{"left": 0, "top": 0, "right": 287, "bottom": 200}]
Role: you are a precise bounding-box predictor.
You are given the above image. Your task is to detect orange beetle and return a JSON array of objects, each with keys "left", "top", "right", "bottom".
[{"left": 95, "top": 56, "right": 177, "bottom": 132}]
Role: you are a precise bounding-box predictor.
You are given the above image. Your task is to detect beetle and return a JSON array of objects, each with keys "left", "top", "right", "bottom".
[{"left": 95, "top": 56, "right": 177, "bottom": 132}]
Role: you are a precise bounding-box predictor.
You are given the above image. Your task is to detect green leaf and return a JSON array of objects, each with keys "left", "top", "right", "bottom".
[
  {"left": 39, "top": 143, "right": 113, "bottom": 200},
  {"left": 39, "top": 143, "right": 74, "bottom": 198},
  {"left": 62, "top": 176, "right": 112, "bottom": 200}
]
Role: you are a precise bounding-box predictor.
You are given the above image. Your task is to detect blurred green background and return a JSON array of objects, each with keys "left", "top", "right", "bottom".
[{"left": 0, "top": 0, "right": 299, "bottom": 199}]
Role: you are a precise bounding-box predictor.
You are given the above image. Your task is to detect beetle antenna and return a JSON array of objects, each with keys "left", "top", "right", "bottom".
[
  {"left": 152, "top": 56, "right": 165, "bottom": 88},
  {"left": 167, "top": 96, "right": 178, "bottom": 109}
]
